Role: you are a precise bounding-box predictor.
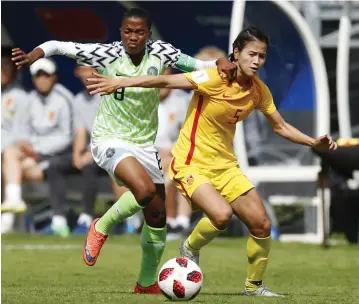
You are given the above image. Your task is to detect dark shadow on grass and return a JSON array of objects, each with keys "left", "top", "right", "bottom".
[
  {"left": 96, "top": 291, "right": 206, "bottom": 302},
  {"left": 98, "top": 290, "right": 291, "bottom": 299},
  {"left": 164, "top": 300, "right": 205, "bottom": 303}
]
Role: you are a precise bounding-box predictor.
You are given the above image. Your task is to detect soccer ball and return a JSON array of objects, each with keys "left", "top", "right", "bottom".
[{"left": 158, "top": 257, "right": 203, "bottom": 301}]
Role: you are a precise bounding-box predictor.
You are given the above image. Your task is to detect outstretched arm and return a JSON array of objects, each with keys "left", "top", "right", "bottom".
[
  {"left": 87, "top": 72, "right": 196, "bottom": 96},
  {"left": 266, "top": 111, "right": 337, "bottom": 150},
  {"left": 11, "top": 41, "right": 120, "bottom": 70}
]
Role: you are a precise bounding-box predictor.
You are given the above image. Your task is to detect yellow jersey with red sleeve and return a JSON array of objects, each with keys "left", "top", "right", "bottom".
[{"left": 171, "top": 67, "right": 276, "bottom": 169}]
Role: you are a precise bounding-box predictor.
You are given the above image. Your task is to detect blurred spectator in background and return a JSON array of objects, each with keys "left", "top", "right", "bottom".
[
  {"left": 243, "top": 107, "right": 268, "bottom": 166},
  {"left": 1, "top": 58, "right": 74, "bottom": 237},
  {"left": 194, "top": 46, "right": 227, "bottom": 62},
  {"left": 1, "top": 46, "right": 29, "bottom": 233},
  {"left": 70, "top": 65, "right": 102, "bottom": 233},
  {"left": 155, "top": 68, "right": 192, "bottom": 240}
]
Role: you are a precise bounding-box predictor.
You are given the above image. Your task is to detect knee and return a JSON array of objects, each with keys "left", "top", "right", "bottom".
[
  {"left": 145, "top": 210, "right": 166, "bottom": 228},
  {"left": 2, "top": 145, "right": 20, "bottom": 163},
  {"left": 132, "top": 180, "right": 157, "bottom": 206},
  {"left": 212, "top": 207, "right": 233, "bottom": 230},
  {"left": 250, "top": 216, "right": 271, "bottom": 238}
]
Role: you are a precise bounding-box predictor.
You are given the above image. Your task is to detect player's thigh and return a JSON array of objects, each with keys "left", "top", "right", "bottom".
[
  {"left": 168, "top": 157, "right": 203, "bottom": 210},
  {"left": 142, "top": 183, "right": 166, "bottom": 228},
  {"left": 212, "top": 165, "right": 255, "bottom": 204},
  {"left": 114, "top": 156, "right": 155, "bottom": 194},
  {"left": 191, "top": 184, "right": 232, "bottom": 228},
  {"left": 230, "top": 188, "right": 271, "bottom": 236},
  {"left": 91, "top": 139, "right": 159, "bottom": 198},
  {"left": 92, "top": 139, "right": 165, "bottom": 186},
  {"left": 21, "top": 157, "right": 44, "bottom": 182},
  {"left": 168, "top": 158, "right": 232, "bottom": 226}
]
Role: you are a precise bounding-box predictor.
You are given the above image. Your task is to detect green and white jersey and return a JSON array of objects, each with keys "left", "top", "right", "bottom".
[
  {"left": 91, "top": 40, "right": 179, "bottom": 145},
  {"left": 39, "top": 39, "right": 217, "bottom": 146}
]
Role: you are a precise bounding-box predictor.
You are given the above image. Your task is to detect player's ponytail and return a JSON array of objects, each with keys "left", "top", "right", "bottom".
[{"left": 232, "top": 26, "right": 270, "bottom": 53}]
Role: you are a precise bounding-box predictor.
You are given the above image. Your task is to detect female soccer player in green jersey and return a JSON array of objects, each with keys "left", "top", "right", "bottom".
[{"left": 12, "top": 8, "right": 235, "bottom": 294}]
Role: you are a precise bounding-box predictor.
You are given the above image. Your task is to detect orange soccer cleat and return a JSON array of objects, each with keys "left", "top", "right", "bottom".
[
  {"left": 134, "top": 282, "right": 162, "bottom": 294},
  {"left": 82, "top": 218, "right": 108, "bottom": 266}
]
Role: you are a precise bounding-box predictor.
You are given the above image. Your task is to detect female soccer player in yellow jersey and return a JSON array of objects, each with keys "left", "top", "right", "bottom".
[{"left": 86, "top": 27, "right": 338, "bottom": 296}]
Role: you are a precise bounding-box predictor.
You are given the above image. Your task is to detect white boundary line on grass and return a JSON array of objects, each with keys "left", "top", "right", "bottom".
[{"left": 2, "top": 244, "right": 82, "bottom": 251}]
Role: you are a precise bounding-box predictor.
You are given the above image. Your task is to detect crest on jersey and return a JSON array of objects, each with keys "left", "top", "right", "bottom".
[
  {"left": 169, "top": 113, "right": 175, "bottom": 125},
  {"left": 5, "top": 98, "right": 13, "bottom": 108},
  {"left": 105, "top": 147, "right": 115, "bottom": 159},
  {"left": 147, "top": 66, "right": 158, "bottom": 75},
  {"left": 48, "top": 111, "right": 55, "bottom": 121},
  {"left": 186, "top": 174, "right": 194, "bottom": 185}
]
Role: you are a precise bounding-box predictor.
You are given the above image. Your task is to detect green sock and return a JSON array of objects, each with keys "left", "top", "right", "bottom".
[
  {"left": 95, "top": 191, "right": 143, "bottom": 235},
  {"left": 138, "top": 222, "right": 167, "bottom": 287}
]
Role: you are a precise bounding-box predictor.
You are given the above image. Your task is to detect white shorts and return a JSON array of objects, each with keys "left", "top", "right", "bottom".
[{"left": 91, "top": 139, "right": 165, "bottom": 185}]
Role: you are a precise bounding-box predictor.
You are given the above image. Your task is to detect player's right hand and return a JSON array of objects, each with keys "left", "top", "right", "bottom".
[{"left": 11, "top": 48, "right": 32, "bottom": 70}]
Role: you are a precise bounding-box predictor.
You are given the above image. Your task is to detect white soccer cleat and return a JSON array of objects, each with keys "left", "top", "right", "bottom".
[
  {"left": 244, "top": 285, "right": 284, "bottom": 297},
  {"left": 1, "top": 199, "right": 27, "bottom": 214},
  {"left": 179, "top": 239, "right": 200, "bottom": 265},
  {"left": 1, "top": 212, "right": 15, "bottom": 234}
]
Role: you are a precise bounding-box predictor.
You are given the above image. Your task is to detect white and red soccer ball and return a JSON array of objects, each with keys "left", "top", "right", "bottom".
[{"left": 158, "top": 257, "right": 203, "bottom": 301}]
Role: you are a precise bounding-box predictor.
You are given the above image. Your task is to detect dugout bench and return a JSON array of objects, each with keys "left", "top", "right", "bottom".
[{"left": 17, "top": 174, "right": 116, "bottom": 233}]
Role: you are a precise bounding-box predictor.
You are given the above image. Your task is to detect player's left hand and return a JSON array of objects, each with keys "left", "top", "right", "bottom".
[
  {"left": 87, "top": 72, "right": 121, "bottom": 95},
  {"left": 313, "top": 135, "right": 338, "bottom": 151},
  {"left": 216, "top": 57, "right": 237, "bottom": 85}
]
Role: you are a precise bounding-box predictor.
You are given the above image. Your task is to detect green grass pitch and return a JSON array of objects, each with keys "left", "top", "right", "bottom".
[{"left": 2, "top": 234, "right": 358, "bottom": 303}]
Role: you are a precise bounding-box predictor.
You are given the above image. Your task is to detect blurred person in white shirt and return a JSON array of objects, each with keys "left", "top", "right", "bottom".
[
  {"left": 2, "top": 58, "right": 75, "bottom": 237},
  {"left": 155, "top": 68, "right": 193, "bottom": 240},
  {"left": 1, "top": 46, "right": 29, "bottom": 233},
  {"left": 71, "top": 65, "right": 103, "bottom": 233}
]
